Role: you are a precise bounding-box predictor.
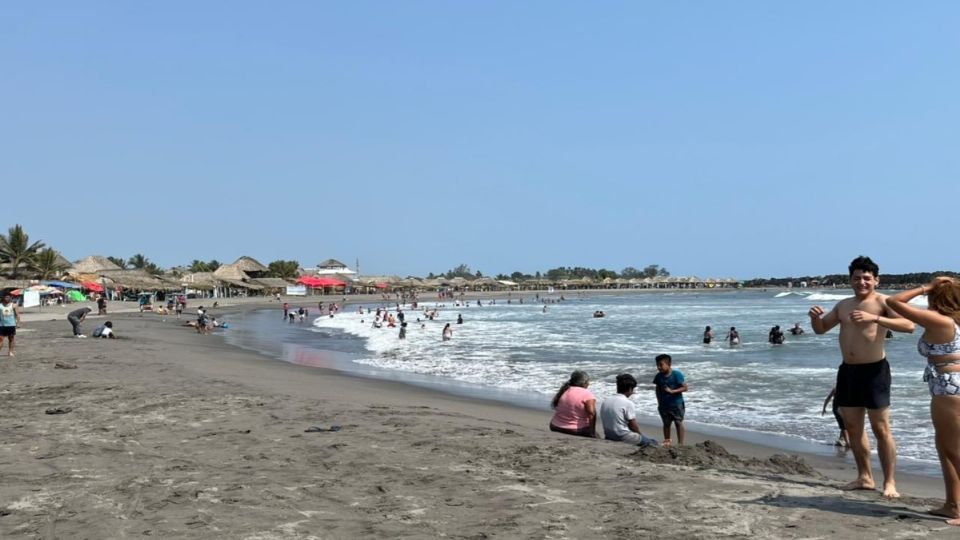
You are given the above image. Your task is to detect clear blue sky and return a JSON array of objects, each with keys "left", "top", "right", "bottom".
[{"left": 3, "top": 3, "right": 958, "bottom": 278}]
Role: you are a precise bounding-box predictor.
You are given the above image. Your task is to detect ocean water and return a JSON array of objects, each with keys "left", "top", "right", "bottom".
[{"left": 224, "top": 290, "right": 940, "bottom": 472}]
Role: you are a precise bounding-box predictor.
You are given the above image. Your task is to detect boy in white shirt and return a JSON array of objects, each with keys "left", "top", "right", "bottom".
[{"left": 600, "top": 374, "right": 658, "bottom": 446}]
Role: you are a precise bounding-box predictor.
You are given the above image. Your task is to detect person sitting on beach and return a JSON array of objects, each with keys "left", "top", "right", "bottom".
[
  {"left": 888, "top": 277, "right": 960, "bottom": 519},
  {"left": 653, "top": 354, "right": 687, "bottom": 446},
  {"left": 442, "top": 323, "right": 453, "bottom": 341},
  {"left": 549, "top": 370, "right": 597, "bottom": 438},
  {"left": 790, "top": 322, "right": 805, "bottom": 336},
  {"left": 92, "top": 321, "right": 116, "bottom": 339},
  {"left": 703, "top": 325, "right": 714, "bottom": 344},
  {"left": 726, "top": 327, "right": 740, "bottom": 346},
  {"left": 822, "top": 385, "right": 849, "bottom": 447},
  {"left": 600, "top": 374, "right": 657, "bottom": 446}
]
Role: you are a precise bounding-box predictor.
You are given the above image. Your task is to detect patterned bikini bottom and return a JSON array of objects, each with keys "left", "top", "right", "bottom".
[{"left": 923, "top": 364, "right": 960, "bottom": 396}]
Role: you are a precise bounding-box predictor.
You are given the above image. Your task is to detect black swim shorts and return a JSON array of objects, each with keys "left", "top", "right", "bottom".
[
  {"left": 0, "top": 326, "right": 15, "bottom": 337},
  {"left": 835, "top": 358, "right": 891, "bottom": 410},
  {"left": 658, "top": 403, "right": 685, "bottom": 424}
]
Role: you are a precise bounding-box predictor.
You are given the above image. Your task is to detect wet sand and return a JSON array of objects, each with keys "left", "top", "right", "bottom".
[{"left": 1, "top": 302, "right": 958, "bottom": 538}]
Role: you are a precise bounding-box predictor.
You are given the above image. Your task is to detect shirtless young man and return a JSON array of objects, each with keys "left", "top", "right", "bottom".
[{"left": 809, "top": 256, "right": 914, "bottom": 497}]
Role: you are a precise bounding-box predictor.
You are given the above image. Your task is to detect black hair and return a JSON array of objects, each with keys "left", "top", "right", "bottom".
[
  {"left": 655, "top": 354, "right": 672, "bottom": 365},
  {"left": 104, "top": 321, "right": 113, "bottom": 328},
  {"left": 551, "top": 370, "right": 590, "bottom": 408},
  {"left": 848, "top": 255, "right": 879, "bottom": 277},
  {"left": 705, "top": 326, "right": 711, "bottom": 331},
  {"left": 615, "top": 373, "right": 638, "bottom": 394}
]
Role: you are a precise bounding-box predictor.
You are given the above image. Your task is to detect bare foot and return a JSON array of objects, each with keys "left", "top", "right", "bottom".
[
  {"left": 947, "top": 517, "right": 960, "bottom": 527},
  {"left": 841, "top": 478, "right": 876, "bottom": 491},
  {"left": 881, "top": 483, "right": 900, "bottom": 498},
  {"left": 929, "top": 504, "right": 960, "bottom": 519},
  {"left": 661, "top": 439, "right": 672, "bottom": 447}
]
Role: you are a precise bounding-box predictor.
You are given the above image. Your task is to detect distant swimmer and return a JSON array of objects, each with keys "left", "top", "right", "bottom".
[
  {"left": 726, "top": 327, "right": 740, "bottom": 346},
  {"left": 768, "top": 325, "right": 785, "bottom": 345},
  {"left": 457, "top": 314, "right": 463, "bottom": 325},
  {"left": 442, "top": 323, "right": 453, "bottom": 341},
  {"left": 790, "top": 322, "right": 805, "bottom": 336},
  {"left": 703, "top": 326, "right": 714, "bottom": 345},
  {"left": 543, "top": 305, "right": 548, "bottom": 313},
  {"left": 593, "top": 311, "right": 605, "bottom": 318}
]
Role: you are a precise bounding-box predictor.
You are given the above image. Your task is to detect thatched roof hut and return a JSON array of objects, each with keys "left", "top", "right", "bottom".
[
  {"left": 212, "top": 264, "right": 264, "bottom": 290},
  {"left": 101, "top": 270, "right": 176, "bottom": 290},
  {"left": 69, "top": 255, "right": 122, "bottom": 275},
  {"left": 250, "top": 278, "right": 292, "bottom": 289},
  {"left": 181, "top": 272, "right": 218, "bottom": 290},
  {"left": 231, "top": 256, "right": 268, "bottom": 277}
]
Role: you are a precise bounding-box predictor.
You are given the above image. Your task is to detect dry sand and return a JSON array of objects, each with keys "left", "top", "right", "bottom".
[{"left": 1, "top": 302, "right": 958, "bottom": 539}]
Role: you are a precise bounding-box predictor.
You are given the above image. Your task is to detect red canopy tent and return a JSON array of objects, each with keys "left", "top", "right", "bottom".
[
  {"left": 296, "top": 276, "right": 346, "bottom": 288},
  {"left": 81, "top": 281, "right": 104, "bottom": 292}
]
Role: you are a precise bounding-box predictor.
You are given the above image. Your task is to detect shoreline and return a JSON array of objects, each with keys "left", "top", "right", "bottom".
[
  {"left": 19, "top": 295, "right": 942, "bottom": 481},
  {"left": 2, "top": 300, "right": 955, "bottom": 537}
]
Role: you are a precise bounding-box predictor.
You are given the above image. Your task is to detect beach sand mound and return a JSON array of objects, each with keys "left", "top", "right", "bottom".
[{"left": 631, "top": 440, "right": 819, "bottom": 477}]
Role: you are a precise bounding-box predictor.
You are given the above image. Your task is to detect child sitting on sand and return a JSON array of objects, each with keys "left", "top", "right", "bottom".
[
  {"left": 600, "top": 374, "right": 658, "bottom": 446},
  {"left": 653, "top": 354, "right": 688, "bottom": 446},
  {"left": 92, "top": 321, "right": 115, "bottom": 339}
]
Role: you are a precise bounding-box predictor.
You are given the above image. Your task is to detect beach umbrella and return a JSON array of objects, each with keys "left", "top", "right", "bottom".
[
  {"left": 11, "top": 285, "right": 62, "bottom": 296},
  {"left": 67, "top": 290, "right": 86, "bottom": 302},
  {"left": 81, "top": 280, "right": 104, "bottom": 292},
  {"left": 43, "top": 280, "right": 81, "bottom": 289}
]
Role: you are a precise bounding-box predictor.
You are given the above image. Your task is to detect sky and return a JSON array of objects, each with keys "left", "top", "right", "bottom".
[{"left": 2, "top": 2, "right": 959, "bottom": 279}]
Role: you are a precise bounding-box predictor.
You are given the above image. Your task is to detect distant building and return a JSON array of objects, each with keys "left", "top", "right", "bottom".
[{"left": 313, "top": 259, "right": 356, "bottom": 276}]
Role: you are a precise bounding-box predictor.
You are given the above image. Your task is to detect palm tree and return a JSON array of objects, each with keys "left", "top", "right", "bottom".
[
  {"left": 107, "top": 256, "right": 128, "bottom": 269},
  {"left": 0, "top": 224, "right": 46, "bottom": 278},
  {"left": 189, "top": 259, "right": 209, "bottom": 273},
  {"left": 268, "top": 260, "right": 300, "bottom": 280},
  {"left": 127, "top": 253, "right": 150, "bottom": 270},
  {"left": 144, "top": 262, "right": 164, "bottom": 276},
  {"left": 32, "top": 248, "right": 70, "bottom": 280}
]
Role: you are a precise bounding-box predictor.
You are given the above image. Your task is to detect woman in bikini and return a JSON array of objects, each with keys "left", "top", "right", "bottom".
[{"left": 888, "top": 277, "right": 960, "bottom": 525}]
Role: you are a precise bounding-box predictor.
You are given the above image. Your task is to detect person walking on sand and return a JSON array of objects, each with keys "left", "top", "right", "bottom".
[
  {"left": 67, "top": 306, "right": 92, "bottom": 338},
  {"left": 888, "top": 277, "right": 960, "bottom": 524},
  {"left": 822, "top": 385, "right": 849, "bottom": 447},
  {"left": 809, "top": 256, "right": 914, "bottom": 498},
  {"left": 1, "top": 293, "right": 21, "bottom": 356}
]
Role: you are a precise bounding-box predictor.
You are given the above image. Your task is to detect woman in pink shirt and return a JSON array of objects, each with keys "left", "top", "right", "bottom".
[{"left": 549, "top": 370, "right": 597, "bottom": 438}]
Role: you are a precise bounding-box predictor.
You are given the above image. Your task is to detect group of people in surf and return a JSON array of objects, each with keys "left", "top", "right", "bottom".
[{"left": 700, "top": 321, "right": 806, "bottom": 346}]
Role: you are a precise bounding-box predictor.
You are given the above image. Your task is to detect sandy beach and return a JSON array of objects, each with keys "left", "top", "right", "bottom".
[{"left": 1, "top": 301, "right": 958, "bottom": 539}]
